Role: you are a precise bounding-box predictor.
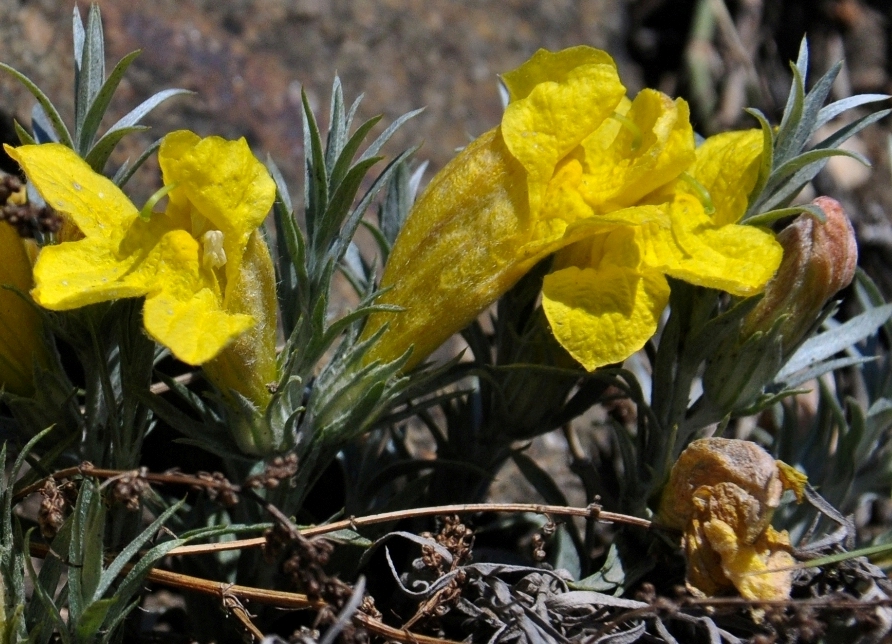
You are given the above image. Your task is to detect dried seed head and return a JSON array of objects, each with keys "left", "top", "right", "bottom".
[
  {"left": 38, "top": 479, "right": 68, "bottom": 539},
  {"left": 111, "top": 468, "right": 150, "bottom": 512}
]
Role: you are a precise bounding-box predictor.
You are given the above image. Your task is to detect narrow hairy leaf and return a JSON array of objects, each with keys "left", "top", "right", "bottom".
[
  {"left": 113, "top": 137, "right": 162, "bottom": 187},
  {"left": 778, "top": 304, "right": 892, "bottom": 379},
  {"left": 77, "top": 50, "right": 141, "bottom": 154},
  {"left": 0, "top": 65, "right": 73, "bottom": 147},
  {"left": 75, "top": 4, "right": 106, "bottom": 141}
]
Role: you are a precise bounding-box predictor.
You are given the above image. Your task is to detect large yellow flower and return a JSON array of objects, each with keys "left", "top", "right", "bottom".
[
  {"left": 5, "top": 132, "right": 277, "bottom": 371},
  {"left": 364, "top": 46, "right": 782, "bottom": 371}
]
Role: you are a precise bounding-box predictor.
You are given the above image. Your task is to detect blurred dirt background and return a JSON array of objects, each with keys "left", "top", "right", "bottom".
[
  {"left": 1, "top": 0, "right": 892, "bottom": 504},
  {"left": 1, "top": 1, "right": 889, "bottom": 200}
]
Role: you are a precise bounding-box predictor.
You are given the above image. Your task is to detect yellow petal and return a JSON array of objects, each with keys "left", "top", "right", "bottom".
[
  {"left": 363, "top": 128, "right": 534, "bottom": 369},
  {"left": 31, "top": 212, "right": 175, "bottom": 309},
  {"left": 578, "top": 90, "right": 695, "bottom": 209},
  {"left": 776, "top": 461, "right": 808, "bottom": 503},
  {"left": 32, "top": 239, "right": 146, "bottom": 308},
  {"left": 3, "top": 143, "right": 138, "bottom": 238},
  {"left": 663, "top": 195, "right": 783, "bottom": 296},
  {"left": 159, "top": 130, "right": 276, "bottom": 299},
  {"left": 702, "top": 519, "right": 794, "bottom": 601},
  {"left": 687, "top": 129, "right": 763, "bottom": 227},
  {"left": 541, "top": 262, "right": 669, "bottom": 371},
  {"left": 144, "top": 288, "right": 254, "bottom": 365},
  {"left": 140, "top": 229, "right": 253, "bottom": 365},
  {"left": 501, "top": 46, "right": 625, "bottom": 218},
  {"left": 0, "top": 222, "right": 47, "bottom": 396}
]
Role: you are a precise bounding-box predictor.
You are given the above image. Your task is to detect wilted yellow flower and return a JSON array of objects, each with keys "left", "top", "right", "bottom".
[
  {"left": 658, "top": 438, "right": 806, "bottom": 600},
  {"left": 5, "top": 133, "right": 278, "bottom": 408},
  {"left": 0, "top": 221, "right": 48, "bottom": 396},
  {"left": 363, "top": 46, "right": 782, "bottom": 372}
]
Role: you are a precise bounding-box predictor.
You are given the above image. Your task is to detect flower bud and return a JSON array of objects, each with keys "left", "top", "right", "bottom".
[{"left": 742, "top": 196, "right": 858, "bottom": 351}]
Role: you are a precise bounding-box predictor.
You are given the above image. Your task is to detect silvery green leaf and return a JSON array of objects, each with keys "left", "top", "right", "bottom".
[
  {"left": 743, "top": 108, "right": 775, "bottom": 208},
  {"left": 72, "top": 6, "right": 85, "bottom": 73},
  {"left": 302, "top": 88, "right": 328, "bottom": 244},
  {"left": 325, "top": 77, "right": 347, "bottom": 173},
  {"left": 778, "top": 304, "right": 892, "bottom": 380},
  {"left": 778, "top": 59, "right": 841, "bottom": 162},
  {"left": 75, "top": 598, "right": 116, "bottom": 640},
  {"left": 755, "top": 157, "right": 829, "bottom": 213},
  {"left": 330, "top": 114, "right": 382, "bottom": 190},
  {"left": 112, "top": 136, "right": 161, "bottom": 187},
  {"left": 0, "top": 70, "right": 74, "bottom": 146},
  {"left": 23, "top": 530, "right": 69, "bottom": 644},
  {"left": 84, "top": 124, "right": 149, "bottom": 172},
  {"left": 96, "top": 499, "right": 185, "bottom": 599},
  {"left": 780, "top": 355, "right": 875, "bottom": 389},
  {"left": 553, "top": 524, "right": 582, "bottom": 580},
  {"left": 106, "top": 87, "right": 191, "bottom": 133},
  {"left": 266, "top": 155, "right": 293, "bottom": 213},
  {"left": 744, "top": 203, "right": 827, "bottom": 227},
  {"left": 331, "top": 145, "right": 420, "bottom": 263},
  {"left": 343, "top": 241, "right": 366, "bottom": 283},
  {"left": 815, "top": 109, "right": 891, "bottom": 152},
  {"left": 409, "top": 159, "right": 427, "bottom": 201},
  {"left": 75, "top": 4, "right": 105, "bottom": 140},
  {"left": 817, "top": 94, "right": 891, "bottom": 129},
  {"left": 77, "top": 50, "right": 141, "bottom": 155},
  {"left": 67, "top": 480, "right": 104, "bottom": 625},
  {"left": 13, "top": 119, "right": 35, "bottom": 145},
  {"left": 317, "top": 155, "right": 380, "bottom": 255},
  {"left": 764, "top": 147, "right": 870, "bottom": 196},
  {"left": 112, "top": 534, "right": 185, "bottom": 607},
  {"left": 359, "top": 107, "right": 423, "bottom": 162},
  {"left": 545, "top": 590, "right": 647, "bottom": 611},
  {"left": 773, "top": 61, "right": 806, "bottom": 164}
]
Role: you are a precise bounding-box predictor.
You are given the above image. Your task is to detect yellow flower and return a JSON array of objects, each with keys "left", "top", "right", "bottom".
[
  {"left": 363, "top": 46, "right": 782, "bottom": 372},
  {"left": 364, "top": 47, "right": 682, "bottom": 368},
  {"left": 4, "top": 132, "right": 277, "bottom": 383},
  {"left": 657, "top": 438, "right": 804, "bottom": 600},
  {"left": 547, "top": 129, "right": 784, "bottom": 369},
  {"left": 0, "top": 221, "right": 48, "bottom": 396}
]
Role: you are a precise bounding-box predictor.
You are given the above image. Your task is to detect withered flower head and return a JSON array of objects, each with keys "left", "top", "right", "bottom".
[{"left": 658, "top": 438, "right": 806, "bottom": 600}]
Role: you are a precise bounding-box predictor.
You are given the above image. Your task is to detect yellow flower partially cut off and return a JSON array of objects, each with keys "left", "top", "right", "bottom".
[
  {"left": 364, "top": 46, "right": 783, "bottom": 372},
  {"left": 6, "top": 132, "right": 277, "bottom": 368},
  {"left": 0, "top": 221, "right": 48, "bottom": 396}
]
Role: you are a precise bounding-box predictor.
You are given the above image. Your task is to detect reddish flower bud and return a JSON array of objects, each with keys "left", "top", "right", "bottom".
[{"left": 742, "top": 196, "right": 858, "bottom": 350}]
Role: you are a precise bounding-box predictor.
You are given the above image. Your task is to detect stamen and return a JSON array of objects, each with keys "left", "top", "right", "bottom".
[
  {"left": 678, "top": 172, "right": 716, "bottom": 215},
  {"left": 610, "top": 112, "right": 642, "bottom": 152},
  {"left": 201, "top": 230, "right": 226, "bottom": 269},
  {"left": 139, "top": 182, "right": 178, "bottom": 221}
]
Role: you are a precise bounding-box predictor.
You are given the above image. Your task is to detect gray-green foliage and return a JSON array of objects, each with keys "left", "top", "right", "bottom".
[{"left": 0, "top": 5, "right": 188, "bottom": 183}]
